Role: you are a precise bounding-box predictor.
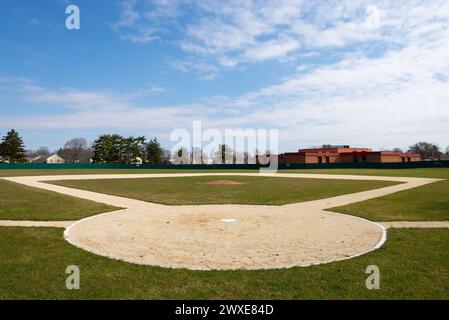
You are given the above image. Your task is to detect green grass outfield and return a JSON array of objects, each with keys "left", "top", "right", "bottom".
[
  {"left": 0, "top": 227, "right": 448, "bottom": 299},
  {"left": 46, "top": 176, "right": 398, "bottom": 206},
  {"left": 0, "top": 179, "right": 118, "bottom": 221}
]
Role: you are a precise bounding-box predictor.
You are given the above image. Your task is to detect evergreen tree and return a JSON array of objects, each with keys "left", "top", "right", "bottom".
[
  {"left": 92, "top": 134, "right": 123, "bottom": 163},
  {"left": 121, "top": 136, "right": 146, "bottom": 164},
  {"left": 0, "top": 129, "right": 27, "bottom": 163},
  {"left": 92, "top": 134, "right": 146, "bottom": 164},
  {"left": 146, "top": 138, "right": 163, "bottom": 164}
]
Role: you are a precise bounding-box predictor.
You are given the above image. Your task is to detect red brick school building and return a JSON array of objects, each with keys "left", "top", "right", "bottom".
[{"left": 278, "top": 145, "right": 421, "bottom": 164}]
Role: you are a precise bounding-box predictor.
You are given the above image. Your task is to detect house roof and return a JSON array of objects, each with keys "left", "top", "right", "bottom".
[{"left": 46, "top": 154, "right": 65, "bottom": 161}]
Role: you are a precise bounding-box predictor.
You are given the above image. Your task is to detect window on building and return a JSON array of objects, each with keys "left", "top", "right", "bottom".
[{"left": 326, "top": 156, "right": 330, "bottom": 163}]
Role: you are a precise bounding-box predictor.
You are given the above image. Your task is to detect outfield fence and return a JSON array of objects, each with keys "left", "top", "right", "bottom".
[{"left": 0, "top": 161, "right": 448, "bottom": 170}]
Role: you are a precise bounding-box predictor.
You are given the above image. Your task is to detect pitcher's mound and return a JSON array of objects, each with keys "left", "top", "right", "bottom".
[{"left": 205, "top": 180, "right": 244, "bottom": 185}]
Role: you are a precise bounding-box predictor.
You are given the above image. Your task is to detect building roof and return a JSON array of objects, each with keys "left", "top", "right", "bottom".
[
  {"left": 283, "top": 146, "right": 420, "bottom": 158},
  {"left": 27, "top": 155, "right": 47, "bottom": 163},
  {"left": 46, "top": 154, "right": 65, "bottom": 161},
  {"left": 298, "top": 147, "right": 372, "bottom": 154}
]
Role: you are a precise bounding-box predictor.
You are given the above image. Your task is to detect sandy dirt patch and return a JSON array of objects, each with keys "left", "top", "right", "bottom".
[
  {"left": 0, "top": 220, "right": 75, "bottom": 228},
  {"left": 64, "top": 206, "right": 384, "bottom": 270},
  {"left": 2, "top": 173, "right": 442, "bottom": 270}
]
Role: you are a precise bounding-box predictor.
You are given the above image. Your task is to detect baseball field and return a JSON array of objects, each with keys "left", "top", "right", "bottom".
[{"left": 0, "top": 168, "right": 448, "bottom": 299}]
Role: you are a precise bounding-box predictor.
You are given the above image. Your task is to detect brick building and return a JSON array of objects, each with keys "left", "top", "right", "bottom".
[{"left": 278, "top": 145, "right": 421, "bottom": 164}]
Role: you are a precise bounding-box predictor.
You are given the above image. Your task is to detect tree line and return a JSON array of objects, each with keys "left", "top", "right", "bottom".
[
  {"left": 91, "top": 134, "right": 167, "bottom": 164},
  {"left": 1, "top": 129, "right": 449, "bottom": 164},
  {"left": 0, "top": 130, "right": 168, "bottom": 164}
]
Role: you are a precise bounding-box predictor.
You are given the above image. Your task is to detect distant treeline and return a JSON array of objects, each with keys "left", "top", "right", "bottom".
[
  {"left": 91, "top": 134, "right": 167, "bottom": 164},
  {"left": 1, "top": 129, "right": 448, "bottom": 164},
  {"left": 0, "top": 130, "right": 169, "bottom": 164}
]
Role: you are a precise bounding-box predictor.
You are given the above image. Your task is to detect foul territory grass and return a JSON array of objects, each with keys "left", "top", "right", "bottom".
[
  {"left": 0, "top": 227, "right": 448, "bottom": 299},
  {"left": 282, "top": 167, "right": 449, "bottom": 179},
  {"left": 330, "top": 180, "right": 449, "bottom": 221},
  {"left": 312, "top": 168, "right": 449, "bottom": 222},
  {"left": 0, "top": 179, "right": 118, "bottom": 221},
  {"left": 46, "top": 176, "right": 398, "bottom": 205}
]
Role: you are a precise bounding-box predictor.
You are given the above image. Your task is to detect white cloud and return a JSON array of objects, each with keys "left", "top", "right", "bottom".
[
  {"left": 114, "top": 0, "right": 140, "bottom": 28},
  {"left": 170, "top": 59, "right": 221, "bottom": 80},
  {"left": 2, "top": 1, "right": 449, "bottom": 150},
  {"left": 111, "top": 1, "right": 449, "bottom": 75},
  {"left": 112, "top": 0, "right": 161, "bottom": 44},
  {"left": 243, "top": 38, "right": 300, "bottom": 61}
]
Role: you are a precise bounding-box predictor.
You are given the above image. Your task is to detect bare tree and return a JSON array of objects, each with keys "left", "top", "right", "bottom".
[
  {"left": 214, "top": 144, "right": 233, "bottom": 164},
  {"left": 171, "top": 147, "right": 190, "bottom": 164},
  {"left": 27, "top": 146, "right": 51, "bottom": 158},
  {"left": 408, "top": 142, "right": 441, "bottom": 160},
  {"left": 59, "top": 138, "right": 93, "bottom": 163},
  {"left": 191, "top": 147, "right": 207, "bottom": 164},
  {"left": 162, "top": 149, "right": 171, "bottom": 163}
]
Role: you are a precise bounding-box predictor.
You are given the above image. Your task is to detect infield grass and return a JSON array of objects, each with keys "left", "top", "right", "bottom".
[
  {"left": 46, "top": 175, "right": 399, "bottom": 205},
  {"left": 1, "top": 167, "right": 448, "bottom": 221}
]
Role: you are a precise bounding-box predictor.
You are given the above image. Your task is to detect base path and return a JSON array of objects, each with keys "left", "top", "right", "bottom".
[
  {"left": 2, "top": 173, "right": 442, "bottom": 270},
  {"left": 0, "top": 220, "right": 75, "bottom": 228}
]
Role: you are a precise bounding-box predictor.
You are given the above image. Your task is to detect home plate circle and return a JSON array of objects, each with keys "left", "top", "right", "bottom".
[{"left": 64, "top": 205, "right": 385, "bottom": 271}]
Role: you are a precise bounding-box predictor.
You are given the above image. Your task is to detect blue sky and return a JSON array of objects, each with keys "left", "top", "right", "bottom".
[{"left": 0, "top": 0, "right": 448, "bottom": 152}]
